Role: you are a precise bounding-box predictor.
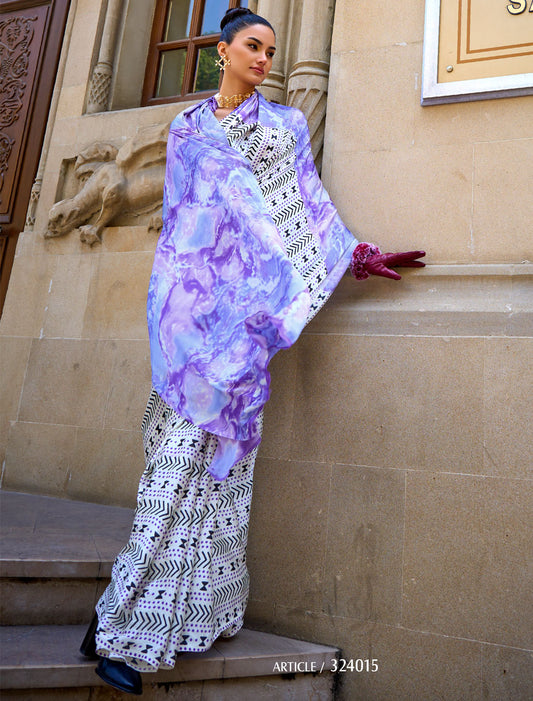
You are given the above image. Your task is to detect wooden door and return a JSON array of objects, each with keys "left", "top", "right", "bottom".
[{"left": 0, "top": 0, "right": 70, "bottom": 316}]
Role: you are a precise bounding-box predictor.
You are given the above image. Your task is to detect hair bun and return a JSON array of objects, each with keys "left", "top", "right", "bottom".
[{"left": 220, "top": 7, "right": 253, "bottom": 31}]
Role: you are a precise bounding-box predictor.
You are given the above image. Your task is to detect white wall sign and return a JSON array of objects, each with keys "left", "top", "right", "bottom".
[{"left": 422, "top": 0, "right": 533, "bottom": 104}]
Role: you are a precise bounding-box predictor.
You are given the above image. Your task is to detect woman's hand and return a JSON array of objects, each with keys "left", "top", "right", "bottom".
[
  {"left": 364, "top": 250, "right": 426, "bottom": 280},
  {"left": 350, "top": 243, "right": 425, "bottom": 280}
]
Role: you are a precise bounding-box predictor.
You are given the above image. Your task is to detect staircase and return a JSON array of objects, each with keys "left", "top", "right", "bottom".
[{"left": 0, "top": 491, "right": 339, "bottom": 699}]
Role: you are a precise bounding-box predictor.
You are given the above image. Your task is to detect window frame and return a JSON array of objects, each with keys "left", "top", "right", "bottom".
[{"left": 142, "top": 0, "right": 243, "bottom": 106}]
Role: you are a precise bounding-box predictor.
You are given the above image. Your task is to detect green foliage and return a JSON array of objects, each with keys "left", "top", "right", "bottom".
[{"left": 195, "top": 46, "right": 220, "bottom": 92}]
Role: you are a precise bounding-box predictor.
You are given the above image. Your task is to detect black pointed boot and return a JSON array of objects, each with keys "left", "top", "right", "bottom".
[{"left": 96, "top": 657, "right": 143, "bottom": 695}]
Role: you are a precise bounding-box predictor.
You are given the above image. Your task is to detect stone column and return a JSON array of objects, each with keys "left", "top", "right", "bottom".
[
  {"left": 287, "top": 0, "right": 336, "bottom": 169},
  {"left": 86, "top": 0, "right": 124, "bottom": 114},
  {"left": 256, "top": 0, "right": 292, "bottom": 103}
]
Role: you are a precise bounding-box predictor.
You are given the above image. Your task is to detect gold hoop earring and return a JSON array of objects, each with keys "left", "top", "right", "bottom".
[{"left": 215, "top": 56, "right": 231, "bottom": 71}]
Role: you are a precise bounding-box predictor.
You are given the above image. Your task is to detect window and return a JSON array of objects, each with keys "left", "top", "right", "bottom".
[{"left": 142, "top": 0, "right": 249, "bottom": 105}]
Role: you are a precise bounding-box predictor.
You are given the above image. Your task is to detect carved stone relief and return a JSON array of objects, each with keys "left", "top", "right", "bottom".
[
  {"left": 86, "top": 64, "right": 113, "bottom": 113},
  {"left": 46, "top": 122, "right": 169, "bottom": 244},
  {"left": 44, "top": 1, "right": 336, "bottom": 244},
  {"left": 86, "top": 0, "right": 124, "bottom": 114},
  {"left": 0, "top": 133, "right": 15, "bottom": 193},
  {"left": 0, "top": 14, "right": 37, "bottom": 199}
]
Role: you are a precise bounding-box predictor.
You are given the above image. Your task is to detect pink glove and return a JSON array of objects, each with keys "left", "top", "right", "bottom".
[{"left": 350, "top": 243, "right": 426, "bottom": 281}]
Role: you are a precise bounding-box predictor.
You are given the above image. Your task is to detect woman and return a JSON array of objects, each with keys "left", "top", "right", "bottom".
[{"left": 80, "top": 8, "right": 425, "bottom": 695}]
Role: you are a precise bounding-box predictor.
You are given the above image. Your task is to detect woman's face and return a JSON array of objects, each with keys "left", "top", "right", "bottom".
[{"left": 218, "top": 24, "right": 276, "bottom": 88}]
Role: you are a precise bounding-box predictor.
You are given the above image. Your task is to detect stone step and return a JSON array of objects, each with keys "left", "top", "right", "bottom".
[
  {"left": 0, "top": 491, "right": 339, "bottom": 699},
  {"left": 0, "top": 625, "right": 338, "bottom": 699},
  {"left": 0, "top": 491, "right": 134, "bottom": 625}
]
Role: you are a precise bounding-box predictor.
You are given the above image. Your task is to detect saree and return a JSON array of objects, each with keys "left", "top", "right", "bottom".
[
  {"left": 95, "top": 93, "right": 357, "bottom": 671},
  {"left": 147, "top": 91, "right": 355, "bottom": 480}
]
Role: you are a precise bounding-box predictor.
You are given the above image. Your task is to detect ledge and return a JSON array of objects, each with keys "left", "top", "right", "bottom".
[
  {"left": 413, "top": 263, "right": 532, "bottom": 276},
  {"left": 0, "top": 493, "right": 339, "bottom": 692},
  {"left": 306, "top": 265, "right": 533, "bottom": 338},
  {"left": 0, "top": 625, "right": 339, "bottom": 690},
  {"left": 0, "top": 491, "right": 134, "bottom": 579}
]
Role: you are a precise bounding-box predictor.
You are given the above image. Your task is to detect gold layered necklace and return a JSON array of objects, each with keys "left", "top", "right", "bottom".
[{"left": 214, "top": 91, "right": 254, "bottom": 109}]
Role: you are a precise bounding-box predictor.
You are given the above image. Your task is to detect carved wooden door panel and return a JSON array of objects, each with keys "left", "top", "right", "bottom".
[{"left": 0, "top": 0, "right": 70, "bottom": 316}]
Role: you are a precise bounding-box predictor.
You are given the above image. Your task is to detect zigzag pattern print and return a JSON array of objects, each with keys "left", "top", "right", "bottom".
[
  {"left": 95, "top": 390, "right": 260, "bottom": 672},
  {"left": 223, "top": 113, "right": 330, "bottom": 314}
]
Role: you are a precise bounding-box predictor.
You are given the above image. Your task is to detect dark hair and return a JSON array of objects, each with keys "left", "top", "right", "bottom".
[{"left": 220, "top": 7, "right": 275, "bottom": 43}]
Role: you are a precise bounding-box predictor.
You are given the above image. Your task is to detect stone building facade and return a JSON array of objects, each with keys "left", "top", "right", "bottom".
[{"left": 1, "top": 0, "right": 531, "bottom": 698}]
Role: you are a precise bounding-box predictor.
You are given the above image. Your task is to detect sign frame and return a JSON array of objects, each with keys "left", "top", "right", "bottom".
[{"left": 421, "top": 0, "right": 533, "bottom": 105}]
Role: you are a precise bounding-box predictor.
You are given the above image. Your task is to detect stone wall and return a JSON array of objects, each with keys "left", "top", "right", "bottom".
[
  {"left": 0, "top": 0, "right": 339, "bottom": 506},
  {"left": 0, "top": 0, "right": 178, "bottom": 504},
  {"left": 0, "top": 0, "right": 531, "bottom": 698},
  {"left": 245, "top": 1, "right": 533, "bottom": 699}
]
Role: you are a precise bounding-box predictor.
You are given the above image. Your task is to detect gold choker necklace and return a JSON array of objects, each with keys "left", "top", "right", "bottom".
[{"left": 215, "top": 91, "right": 254, "bottom": 109}]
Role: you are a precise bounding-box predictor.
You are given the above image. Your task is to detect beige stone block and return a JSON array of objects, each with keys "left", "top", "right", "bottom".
[
  {"left": 39, "top": 223, "right": 157, "bottom": 260},
  {"left": 19, "top": 339, "right": 116, "bottom": 427},
  {"left": 403, "top": 472, "right": 533, "bottom": 649},
  {"left": 482, "top": 644, "right": 533, "bottom": 701},
  {"left": 74, "top": 113, "right": 132, "bottom": 144},
  {"left": 73, "top": 103, "right": 184, "bottom": 147},
  {"left": 61, "top": 3, "right": 100, "bottom": 89},
  {"left": 483, "top": 338, "right": 533, "bottom": 479},
  {"left": 327, "top": 44, "right": 419, "bottom": 154},
  {"left": 0, "top": 254, "right": 56, "bottom": 338},
  {"left": 0, "top": 579, "right": 100, "bottom": 625},
  {"left": 328, "top": 619, "right": 482, "bottom": 701},
  {"left": 415, "top": 95, "right": 533, "bottom": 148},
  {"left": 473, "top": 139, "right": 533, "bottom": 263},
  {"left": 46, "top": 117, "right": 82, "bottom": 148},
  {"left": 71, "top": 118, "right": 128, "bottom": 152},
  {"left": 0, "top": 337, "right": 31, "bottom": 462},
  {"left": 12, "top": 230, "right": 36, "bottom": 258},
  {"left": 243, "top": 598, "right": 276, "bottom": 634},
  {"left": 251, "top": 608, "right": 485, "bottom": 701},
  {"left": 82, "top": 252, "right": 152, "bottom": 340},
  {"left": 110, "top": 0, "right": 156, "bottom": 111},
  {"left": 306, "top": 269, "right": 533, "bottom": 338},
  {"left": 1, "top": 690, "right": 91, "bottom": 700},
  {"left": 324, "top": 145, "right": 473, "bottom": 263},
  {"left": 264, "top": 604, "right": 335, "bottom": 646},
  {"left": 201, "top": 674, "right": 334, "bottom": 700},
  {"left": 259, "top": 347, "right": 298, "bottom": 460},
  {"left": 101, "top": 226, "right": 158, "bottom": 254},
  {"left": 115, "top": 684, "right": 202, "bottom": 701},
  {"left": 54, "top": 84, "right": 87, "bottom": 120},
  {"left": 332, "top": 0, "right": 424, "bottom": 52},
  {"left": 104, "top": 340, "right": 151, "bottom": 431},
  {"left": 42, "top": 254, "right": 94, "bottom": 339},
  {"left": 288, "top": 335, "right": 485, "bottom": 473},
  {"left": 248, "top": 457, "right": 332, "bottom": 611},
  {"left": 3, "top": 422, "right": 77, "bottom": 496},
  {"left": 38, "top": 230, "right": 87, "bottom": 257},
  {"left": 322, "top": 465, "right": 404, "bottom": 624},
  {"left": 67, "top": 427, "right": 143, "bottom": 507}
]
